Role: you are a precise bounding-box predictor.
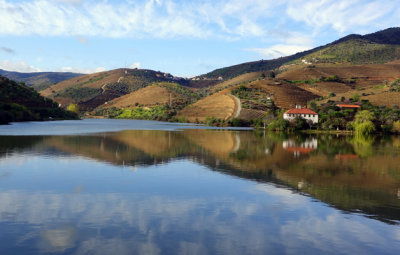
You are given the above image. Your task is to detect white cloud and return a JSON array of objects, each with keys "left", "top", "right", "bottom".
[
  {"left": 129, "top": 62, "right": 141, "bottom": 69},
  {"left": 54, "top": 0, "right": 82, "bottom": 4},
  {"left": 246, "top": 44, "right": 311, "bottom": 59},
  {"left": 0, "top": 60, "right": 41, "bottom": 72},
  {"left": 0, "top": 0, "right": 397, "bottom": 41},
  {"left": 286, "top": 0, "right": 398, "bottom": 34},
  {"left": 76, "top": 36, "right": 88, "bottom": 44},
  {"left": 58, "top": 66, "right": 106, "bottom": 74},
  {"left": 0, "top": 0, "right": 279, "bottom": 39}
]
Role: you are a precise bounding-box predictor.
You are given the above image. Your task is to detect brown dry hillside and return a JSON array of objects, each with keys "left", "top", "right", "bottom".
[
  {"left": 250, "top": 80, "right": 319, "bottom": 109},
  {"left": 40, "top": 68, "right": 197, "bottom": 110},
  {"left": 41, "top": 69, "right": 126, "bottom": 107},
  {"left": 178, "top": 90, "right": 238, "bottom": 122},
  {"left": 41, "top": 70, "right": 122, "bottom": 96},
  {"left": 210, "top": 71, "right": 264, "bottom": 92},
  {"left": 103, "top": 84, "right": 194, "bottom": 109},
  {"left": 274, "top": 62, "right": 400, "bottom": 107}
]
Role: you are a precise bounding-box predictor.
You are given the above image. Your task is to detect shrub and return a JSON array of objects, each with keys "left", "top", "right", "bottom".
[
  {"left": 392, "top": 120, "right": 400, "bottom": 133},
  {"left": 67, "top": 103, "right": 79, "bottom": 114}
]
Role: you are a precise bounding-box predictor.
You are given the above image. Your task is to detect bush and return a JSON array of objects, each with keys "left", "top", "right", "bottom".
[
  {"left": 268, "top": 119, "right": 289, "bottom": 131},
  {"left": 389, "top": 78, "right": 400, "bottom": 92},
  {"left": 392, "top": 120, "right": 400, "bottom": 133},
  {"left": 67, "top": 103, "right": 79, "bottom": 114}
]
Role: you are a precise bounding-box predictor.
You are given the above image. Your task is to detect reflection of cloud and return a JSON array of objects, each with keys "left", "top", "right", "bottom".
[
  {"left": 0, "top": 189, "right": 398, "bottom": 254},
  {"left": 253, "top": 184, "right": 308, "bottom": 206},
  {"left": 39, "top": 224, "right": 77, "bottom": 253}
]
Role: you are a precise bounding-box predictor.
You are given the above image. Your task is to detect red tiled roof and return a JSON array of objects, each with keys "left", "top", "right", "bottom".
[
  {"left": 284, "top": 108, "right": 318, "bottom": 115},
  {"left": 336, "top": 104, "right": 361, "bottom": 108}
]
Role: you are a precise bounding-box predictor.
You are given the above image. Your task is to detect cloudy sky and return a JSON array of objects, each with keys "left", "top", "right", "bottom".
[{"left": 0, "top": 0, "right": 399, "bottom": 77}]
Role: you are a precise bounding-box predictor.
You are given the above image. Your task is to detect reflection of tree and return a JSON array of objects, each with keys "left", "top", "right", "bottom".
[
  {"left": 2, "top": 130, "right": 400, "bottom": 224},
  {"left": 0, "top": 136, "right": 43, "bottom": 157},
  {"left": 349, "top": 135, "right": 375, "bottom": 158},
  {"left": 312, "top": 134, "right": 354, "bottom": 157}
]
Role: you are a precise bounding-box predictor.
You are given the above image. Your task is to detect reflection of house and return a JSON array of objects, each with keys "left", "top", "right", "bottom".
[
  {"left": 283, "top": 138, "right": 318, "bottom": 157},
  {"left": 336, "top": 104, "right": 361, "bottom": 109},
  {"left": 283, "top": 105, "right": 318, "bottom": 124}
]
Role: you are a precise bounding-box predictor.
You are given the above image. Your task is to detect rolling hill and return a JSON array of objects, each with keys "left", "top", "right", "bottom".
[
  {"left": 0, "top": 75, "right": 78, "bottom": 124},
  {"left": 200, "top": 27, "right": 400, "bottom": 80},
  {"left": 35, "top": 27, "right": 400, "bottom": 124},
  {"left": 41, "top": 68, "right": 215, "bottom": 111},
  {"left": 0, "top": 69, "right": 83, "bottom": 90}
]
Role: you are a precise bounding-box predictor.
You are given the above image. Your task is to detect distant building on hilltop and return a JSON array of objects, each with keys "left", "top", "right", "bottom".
[{"left": 283, "top": 105, "right": 318, "bottom": 124}]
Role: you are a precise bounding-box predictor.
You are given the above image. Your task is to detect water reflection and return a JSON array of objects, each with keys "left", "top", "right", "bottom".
[
  {"left": 282, "top": 137, "right": 318, "bottom": 157},
  {"left": 1, "top": 129, "right": 400, "bottom": 253}
]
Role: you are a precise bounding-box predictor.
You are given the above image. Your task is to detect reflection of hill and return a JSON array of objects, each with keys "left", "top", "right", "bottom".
[{"left": 2, "top": 131, "right": 400, "bottom": 224}]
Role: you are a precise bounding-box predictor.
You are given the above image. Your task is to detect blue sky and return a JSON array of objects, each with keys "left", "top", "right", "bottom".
[{"left": 0, "top": 0, "right": 399, "bottom": 77}]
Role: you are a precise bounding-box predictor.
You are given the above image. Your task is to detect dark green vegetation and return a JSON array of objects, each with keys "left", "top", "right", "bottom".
[
  {"left": 201, "top": 27, "right": 400, "bottom": 79},
  {"left": 389, "top": 78, "right": 400, "bottom": 92},
  {"left": 306, "top": 99, "right": 400, "bottom": 134},
  {"left": 54, "top": 85, "right": 102, "bottom": 102},
  {"left": 0, "top": 76, "right": 78, "bottom": 124},
  {"left": 286, "top": 75, "right": 349, "bottom": 85},
  {"left": 97, "top": 105, "right": 181, "bottom": 122},
  {"left": 0, "top": 69, "right": 82, "bottom": 90},
  {"left": 299, "top": 39, "right": 400, "bottom": 64},
  {"left": 230, "top": 85, "right": 275, "bottom": 111}
]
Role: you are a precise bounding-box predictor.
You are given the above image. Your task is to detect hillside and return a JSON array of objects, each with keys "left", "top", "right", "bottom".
[
  {"left": 102, "top": 82, "right": 198, "bottom": 109},
  {"left": 177, "top": 90, "right": 239, "bottom": 122},
  {"left": 33, "top": 27, "right": 400, "bottom": 125},
  {"left": 201, "top": 27, "right": 400, "bottom": 80},
  {"left": 0, "top": 69, "right": 83, "bottom": 90},
  {"left": 0, "top": 75, "right": 78, "bottom": 124},
  {"left": 41, "top": 68, "right": 215, "bottom": 111}
]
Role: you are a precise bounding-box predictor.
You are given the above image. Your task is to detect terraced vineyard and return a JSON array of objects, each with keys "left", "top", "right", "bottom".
[{"left": 178, "top": 92, "right": 238, "bottom": 122}]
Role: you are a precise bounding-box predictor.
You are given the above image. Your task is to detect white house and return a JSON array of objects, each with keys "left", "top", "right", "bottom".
[{"left": 283, "top": 105, "right": 318, "bottom": 124}]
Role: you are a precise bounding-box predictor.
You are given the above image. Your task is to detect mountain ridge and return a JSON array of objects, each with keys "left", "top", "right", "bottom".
[{"left": 0, "top": 69, "right": 83, "bottom": 90}]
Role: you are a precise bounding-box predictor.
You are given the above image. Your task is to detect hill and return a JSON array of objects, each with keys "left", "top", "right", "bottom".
[
  {"left": 41, "top": 68, "right": 215, "bottom": 111},
  {"left": 102, "top": 82, "right": 199, "bottom": 109},
  {"left": 201, "top": 27, "right": 400, "bottom": 80},
  {"left": 0, "top": 76, "right": 78, "bottom": 124},
  {"left": 0, "top": 69, "right": 83, "bottom": 90}
]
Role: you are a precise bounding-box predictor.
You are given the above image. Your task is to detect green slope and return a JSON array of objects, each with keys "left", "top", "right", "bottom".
[
  {"left": 201, "top": 27, "right": 400, "bottom": 80},
  {"left": 0, "top": 76, "right": 78, "bottom": 124}
]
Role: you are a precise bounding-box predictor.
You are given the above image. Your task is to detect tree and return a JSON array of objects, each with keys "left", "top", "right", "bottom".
[
  {"left": 354, "top": 110, "right": 374, "bottom": 123},
  {"left": 269, "top": 71, "right": 276, "bottom": 78},
  {"left": 351, "top": 93, "right": 360, "bottom": 102},
  {"left": 67, "top": 103, "right": 79, "bottom": 114},
  {"left": 352, "top": 110, "right": 375, "bottom": 136},
  {"left": 392, "top": 120, "right": 400, "bottom": 133}
]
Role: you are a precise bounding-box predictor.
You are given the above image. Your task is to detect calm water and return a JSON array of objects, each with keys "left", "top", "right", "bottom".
[{"left": 0, "top": 120, "right": 400, "bottom": 254}]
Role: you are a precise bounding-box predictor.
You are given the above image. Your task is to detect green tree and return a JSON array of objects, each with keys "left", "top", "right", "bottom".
[
  {"left": 351, "top": 93, "right": 360, "bottom": 102},
  {"left": 352, "top": 110, "right": 375, "bottom": 136},
  {"left": 67, "top": 103, "right": 79, "bottom": 114},
  {"left": 392, "top": 120, "right": 400, "bottom": 133}
]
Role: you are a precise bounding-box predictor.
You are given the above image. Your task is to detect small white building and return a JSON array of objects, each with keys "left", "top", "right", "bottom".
[{"left": 283, "top": 105, "right": 318, "bottom": 124}]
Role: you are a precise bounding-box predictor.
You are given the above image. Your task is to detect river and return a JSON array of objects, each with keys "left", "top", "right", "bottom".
[{"left": 0, "top": 119, "right": 399, "bottom": 254}]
